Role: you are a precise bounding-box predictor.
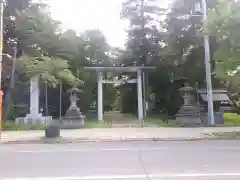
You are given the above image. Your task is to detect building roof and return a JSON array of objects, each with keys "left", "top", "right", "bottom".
[
  {"left": 198, "top": 89, "right": 228, "bottom": 94},
  {"left": 198, "top": 89, "right": 230, "bottom": 102}
]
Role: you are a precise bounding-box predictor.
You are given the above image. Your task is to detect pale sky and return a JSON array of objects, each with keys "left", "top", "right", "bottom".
[{"left": 48, "top": 0, "right": 168, "bottom": 48}]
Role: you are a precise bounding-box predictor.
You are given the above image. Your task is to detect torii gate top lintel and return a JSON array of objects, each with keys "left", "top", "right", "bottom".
[{"left": 83, "top": 66, "right": 156, "bottom": 72}]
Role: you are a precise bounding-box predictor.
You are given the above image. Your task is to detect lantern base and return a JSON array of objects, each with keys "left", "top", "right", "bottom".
[{"left": 176, "top": 105, "right": 202, "bottom": 126}]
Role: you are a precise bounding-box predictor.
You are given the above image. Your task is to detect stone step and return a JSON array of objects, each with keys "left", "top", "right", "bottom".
[
  {"left": 111, "top": 124, "right": 147, "bottom": 128},
  {"left": 104, "top": 112, "right": 150, "bottom": 128}
]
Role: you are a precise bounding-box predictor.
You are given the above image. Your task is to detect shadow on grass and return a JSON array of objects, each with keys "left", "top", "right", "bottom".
[
  {"left": 144, "top": 114, "right": 179, "bottom": 127},
  {"left": 2, "top": 122, "right": 47, "bottom": 131},
  {"left": 84, "top": 119, "right": 109, "bottom": 128}
]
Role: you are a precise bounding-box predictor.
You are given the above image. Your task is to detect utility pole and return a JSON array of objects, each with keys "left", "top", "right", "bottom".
[
  {"left": 59, "top": 81, "right": 62, "bottom": 119},
  {"left": 202, "top": 0, "right": 215, "bottom": 125},
  {"left": 0, "top": 0, "right": 4, "bottom": 137},
  {"left": 0, "top": 0, "right": 3, "bottom": 89},
  {"left": 140, "top": 0, "right": 147, "bottom": 116}
]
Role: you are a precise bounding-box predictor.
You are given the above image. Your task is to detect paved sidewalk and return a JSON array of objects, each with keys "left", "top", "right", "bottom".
[{"left": 1, "top": 127, "right": 240, "bottom": 144}]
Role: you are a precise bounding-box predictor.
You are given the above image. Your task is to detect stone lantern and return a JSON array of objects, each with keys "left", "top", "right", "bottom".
[
  {"left": 180, "top": 82, "right": 194, "bottom": 106},
  {"left": 175, "top": 82, "right": 201, "bottom": 126},
  {"left": 62, "top": 87, "right": 85, "bottom": 129}
]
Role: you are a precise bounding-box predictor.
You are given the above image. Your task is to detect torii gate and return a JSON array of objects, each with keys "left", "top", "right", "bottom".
[{"left": 83, "top": 66, "right": 155, "bottom": 121}]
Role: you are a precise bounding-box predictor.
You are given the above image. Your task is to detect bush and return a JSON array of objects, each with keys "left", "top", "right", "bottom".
[{"left": 2, "top": 122, "right": 47, "bottom": 131}]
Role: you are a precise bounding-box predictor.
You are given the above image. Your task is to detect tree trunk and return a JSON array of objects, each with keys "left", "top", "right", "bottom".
[{"left": 3, "top": 46, "right": 17, "bottom": 121}]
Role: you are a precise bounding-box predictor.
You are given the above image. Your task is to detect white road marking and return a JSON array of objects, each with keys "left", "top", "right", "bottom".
[
  {"left": 10, "top": 146, "right": 240, "bottom": 153},
  {"left": 3, "top": 173, "right": 240, "bottom": 180},
  {"left": 4, "top": 147, "right": 169, "bottom": 153},
  {"left": 1, "top": 145, "right": 240, "bottom": 154}
]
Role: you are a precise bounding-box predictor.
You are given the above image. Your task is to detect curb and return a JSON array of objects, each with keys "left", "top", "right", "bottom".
[{"left": 1, "top": 136, "right": 240, "bottom": 144}]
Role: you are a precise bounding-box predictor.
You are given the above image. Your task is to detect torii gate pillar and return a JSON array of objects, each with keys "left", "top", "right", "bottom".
[
  {"left": 137, "top": 69, "right": 143, "bottom": 121},
  {"left": 97, "top": 71, "right": 103, "bottom": 122}
]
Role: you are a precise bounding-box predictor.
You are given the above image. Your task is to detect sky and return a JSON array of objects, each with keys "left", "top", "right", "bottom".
[{"left": 48, "top": 0, "right": 168, "bottom": 48}]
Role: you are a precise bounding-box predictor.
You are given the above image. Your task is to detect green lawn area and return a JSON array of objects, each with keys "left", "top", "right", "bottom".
[
  {"left": 146, "top": 113, "right": 240, "bottom": 127},
  {"left": 2, "top": 113, "right": 240, "bottom": 130},
  {"left": 209, "top": 113, "right": 240, "bottom": 136},
  {"left": 212, "top": 113, "right": 240, "bottom": 127},
  {"left": 212, "top": 131, "right": 240, "bottom": 137},
  {"left": 2, "top": 122, "right": 47, "bottom": 131},
  {"left": 144, "top": 115, "right": 179, "bottom": 127},
  {"left": 221, "top": 113, "right": 240, "bottom": 126},
  {"left": 84, "top": 119, "right": 109, "bottom": 128},
  {"left": 2, "top": 119, "right": 109, "bottom": 131}
]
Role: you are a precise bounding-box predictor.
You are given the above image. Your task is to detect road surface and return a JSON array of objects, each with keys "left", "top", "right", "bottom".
[{"left": 0, "top": 140, "right": 240, "bottom": 180}]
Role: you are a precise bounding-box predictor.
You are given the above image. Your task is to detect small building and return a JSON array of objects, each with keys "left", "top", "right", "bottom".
[{"left": 197, "top": 89, "right": 234, "bottom": 125}]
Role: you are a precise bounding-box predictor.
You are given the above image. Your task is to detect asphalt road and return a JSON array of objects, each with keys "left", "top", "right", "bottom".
[{"left": 1, "top": 140, "right": 240, "bottom": 180}]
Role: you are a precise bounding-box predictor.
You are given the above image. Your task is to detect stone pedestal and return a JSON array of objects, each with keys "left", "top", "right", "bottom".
[
  {"left": 176, "top": 105, "right": 201, "bottom": 126},
  {"left": 15, "top": 76, "right": 52, "bottom": 125},
  {"left": 200, "top": 112, "right": 224, "bottom": 126},
  {"left": 175, "top": 83, "right": 201, "bottom": 126},
  {"left": 62, "top": 93, "right": 85, "bottom": 129}
]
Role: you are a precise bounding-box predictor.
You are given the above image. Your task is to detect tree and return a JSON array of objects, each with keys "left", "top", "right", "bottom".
[
  {"left": 14, "top": 3, "right": 61, "bottom": 57},
  {"left": 58, "top": 29, "right": 115, "bottom": 112},
  {"left": 81, "top": 29, "right": 111, "bottom": 66},
  {"left": 165, "top": 0, "right": 218, "bottom": 84},
  {"left": 121, "top": 0, "right": 166, "bottom": 65},
  {"left": 1, "top": 0, "right": 119, "bottom": 119},
  {"left": 3, "top": 0, "right": 31, "bottom": 56},
  {"left": 207, "top": 0, "right": 240, "bottom": 82},
  {"left": 2, "top": 0, "right": 84, "bottom": 119},
  {"left": 118, "top": 0, "right": 222, "bottom": 115},
  {"left": 1, "top": 0, "right": 33, "bottom": 87},
  {"left": 119, "top": 0, "right": 166, "bottom": 113},
  {"left": 21, "top": 55, "right": 82, "bottom": 86},
  {"left": 12, "top": 1, "right": 82, "bottom": 85},
  {"left": 207, "top": 0, "right": 240, "bottom": 111}
]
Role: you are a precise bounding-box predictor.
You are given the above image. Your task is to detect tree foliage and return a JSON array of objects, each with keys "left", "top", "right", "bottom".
[
  {"left": 121, "top": 0, "right": 166, "bottom": 65},
  {"left": 165, "top": 0, "right": 218, "bottom": 83},
  {"left": 6, "top": 0, "right": 240, "bottom": 117},
  {"left": 2, "top": 0, "right": 115, "bottom": 117},
  {"left": 119, "top": 0, "right": 225, "bottom": 114},
  {"left": 21, "top": 55, "right": 82, "bottom": 87},
  {"left": 11, "top": 2, "right": 82, "bottom": 89},
  {"left": 206, "top": 0, "right": 240, "bottom": 110},
  {"left": 207, "top": 0, "right": 240, "bottom": 83}
]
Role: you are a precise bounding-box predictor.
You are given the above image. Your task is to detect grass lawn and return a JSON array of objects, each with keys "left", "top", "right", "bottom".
[
  {"left": 212, "top": 113, "right": 240, "bottom": 127},
  {"left": 144, "top": 115, "right": 179, "bottom": 127},
  {"left": 2, "top": 122, "right": 47, "bottom": 131},
  {"left": 212, "top": 131, "right": 240, "bottom": 137},
  {"left": 84, "top": 119, "right": 109, "bottom": 128},
  {"left": 2, "top": 119, "right": 109, "bottom": 131},
  {"left": 222, "top": 113, "right": 240, "bottom": 126},
  {"left": 146, "top": 113, "right": 240, "bottom": 127},
  {"left": 2, "top": 113, "right": 240, "bottom": 130}
]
